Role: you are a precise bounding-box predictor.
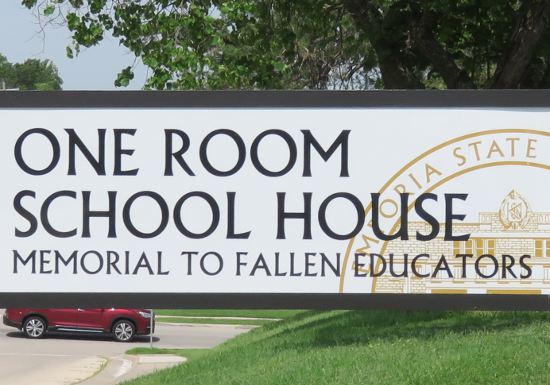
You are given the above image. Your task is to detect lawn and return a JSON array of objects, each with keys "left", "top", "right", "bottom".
[{"left": 124, "top": 310, "right": 550, "bottom": 385}]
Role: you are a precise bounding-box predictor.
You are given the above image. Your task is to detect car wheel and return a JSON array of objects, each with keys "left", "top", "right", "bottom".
[
  {"left": 112, "top": 320, "right": 135, "bottom": 342},
  {"left": 23, "top": 316, "right": 47, "bottom": 339}
]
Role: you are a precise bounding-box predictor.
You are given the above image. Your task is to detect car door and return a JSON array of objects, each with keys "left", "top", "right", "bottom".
[
  {"left": 42, "top": 308, "right": 79, "bottom": 328},
  {"left": 75, "top": 308, "right": 105, "bottom": 331}
]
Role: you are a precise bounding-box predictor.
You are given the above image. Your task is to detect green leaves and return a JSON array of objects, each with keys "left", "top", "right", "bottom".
[
  {"left": 115, "top": 66, "right": 134, "bottom": 87},
  {"left": 43, "top": 5, "right": 55, "bottom": 16},
  {"left": 66, "top": 13, "right": 79, "bottom": 31},
  {"left": 21, "top": 0, "right": 550, "bottom": 89},
  {"left": 21, "top": 0, "right": 38, "bottom": 8},
  {"left": 90, "top": 0, "right": 107, "bottom": 14}
]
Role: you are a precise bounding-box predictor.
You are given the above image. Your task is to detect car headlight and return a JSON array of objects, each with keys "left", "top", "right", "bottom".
[{"left": 138, "top": 311, "right": 152, "bottom": 319}]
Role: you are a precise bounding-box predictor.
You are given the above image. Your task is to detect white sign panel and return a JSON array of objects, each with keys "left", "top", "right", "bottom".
[{"left": 1, "top": 92, "right": 549, "bottom": 307}]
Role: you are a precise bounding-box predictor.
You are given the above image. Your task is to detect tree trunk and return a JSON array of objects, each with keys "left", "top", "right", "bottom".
[
  {"left": 411, "top": 10, "right": 474, "bottom": 89},
  {"left": 491, "top": 0, "right": 550, "bottom": 88},
  {"left": 343, "top": 0, "right": 423, "bottom": 89}
]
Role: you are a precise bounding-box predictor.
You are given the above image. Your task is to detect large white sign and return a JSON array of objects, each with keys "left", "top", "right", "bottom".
[{"left": 1, "top": 93, "right": 549, "bottom": 301}]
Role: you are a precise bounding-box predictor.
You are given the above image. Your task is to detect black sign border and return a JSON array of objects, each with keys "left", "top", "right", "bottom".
[
  {"left": 1, "top": 90, "right": 549, "bottom": 309},
  {"left": 1, "top": 89, "right": 550, "bottom": 108},
  {"left": 0, "top": 293, "right": 548, "bottom": 310}
]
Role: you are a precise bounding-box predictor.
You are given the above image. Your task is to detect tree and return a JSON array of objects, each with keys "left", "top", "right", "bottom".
[
  {"left": 0, "top": 54, "right": 16, "bottom": 89},
  {"left": 0, "top": 54, "right": 63, "bottom": 90},
  {"left": 13, "top": 59, "right": 63, "bottom": 90},
  {"left": 22, "top": 0, "right": 550, "bottom": 90}
]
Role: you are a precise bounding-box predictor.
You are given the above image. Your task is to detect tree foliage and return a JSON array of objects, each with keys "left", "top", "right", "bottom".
[
  {"left": 23, "top": 0, "right": 550, "bottom": 89},
  {"left": 0, "top": 54, "right": 63, "bottom": 90}
]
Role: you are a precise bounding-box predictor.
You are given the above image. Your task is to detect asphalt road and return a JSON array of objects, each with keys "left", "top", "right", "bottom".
[{"left": 0, "top": 311, "right": 250, "bottom": 385}]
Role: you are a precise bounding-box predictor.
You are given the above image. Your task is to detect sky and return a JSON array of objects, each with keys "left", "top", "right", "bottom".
[{"left": 0, "top": 2, "right": 148, "bottom": 90}]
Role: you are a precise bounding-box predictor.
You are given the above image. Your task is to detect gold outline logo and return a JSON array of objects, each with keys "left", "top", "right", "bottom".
[
  {"left": 339, "top": 129, "right": 550, "bottom": 294},
  {"left": 499, "top": 190, "right": 531, "bottom": 230}
]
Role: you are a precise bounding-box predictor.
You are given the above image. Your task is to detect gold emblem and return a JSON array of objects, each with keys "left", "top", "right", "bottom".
[
  {"left": 339, "top": 129, "right": 550, "bottom": 295},
  {"left": 499, "top": 190, "right": 530, "bottom": 230}
]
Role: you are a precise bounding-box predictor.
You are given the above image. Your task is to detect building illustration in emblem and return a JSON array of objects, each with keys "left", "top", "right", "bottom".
[{"left": 375, "top": 191, "right": 550, "bottom": 294}]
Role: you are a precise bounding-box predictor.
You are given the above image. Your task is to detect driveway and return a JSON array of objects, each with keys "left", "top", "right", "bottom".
[{"left": 0, "top": 310, "right": 250, "bottom": 384}]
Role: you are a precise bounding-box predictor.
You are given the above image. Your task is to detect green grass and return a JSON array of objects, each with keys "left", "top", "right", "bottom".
[
  {"left": 155, "top": 309, "right": 305, "bottom": 319},
  {"left": 158, "top": 317, "right": 271, "bottom": 326},
  {"left": 126, "top": 348, "right": 208, "bottom": 361},
  {"left": 123, "top": 310, "right": 550, "bottom": 385}
]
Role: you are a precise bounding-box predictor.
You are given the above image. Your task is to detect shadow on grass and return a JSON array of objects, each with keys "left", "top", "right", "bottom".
[{"left": 254, "top": 310, "right": 550, "bottom": 349}]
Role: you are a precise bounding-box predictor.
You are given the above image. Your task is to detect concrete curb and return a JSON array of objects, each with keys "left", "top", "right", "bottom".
[
  {"left": 155, "top": 315, "right": 282, "bottom": 321},
  {"left": 79, "top": 354, "right": 186, "bottom": 385},
  {"left": 158, "top": 321, "right": 258, "bottom": 329},
  {"left": 135, "top": 354, "right": 186, "bottom": 364}
]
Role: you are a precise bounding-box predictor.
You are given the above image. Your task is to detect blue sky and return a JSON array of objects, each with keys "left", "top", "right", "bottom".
[{"left": 0, "top": 2, "right": 148, "bottom": 90}]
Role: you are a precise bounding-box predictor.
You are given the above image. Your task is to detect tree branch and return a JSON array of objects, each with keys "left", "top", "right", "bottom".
[
  {"left": 411, "top": 9, "right": 474, "bottom": 88},
  {"left": 491, "top": 0, "right": 550, "bottom": 88}
]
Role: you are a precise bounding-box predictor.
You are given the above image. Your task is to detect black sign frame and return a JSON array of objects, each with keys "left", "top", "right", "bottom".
[{"left": 1, "top": 90, "right": 549, "bottom": 310}]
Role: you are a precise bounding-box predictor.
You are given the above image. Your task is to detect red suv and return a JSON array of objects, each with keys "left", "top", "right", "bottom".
[{"left": 3, "top": 308, "right": 154, "bottom": 342}]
